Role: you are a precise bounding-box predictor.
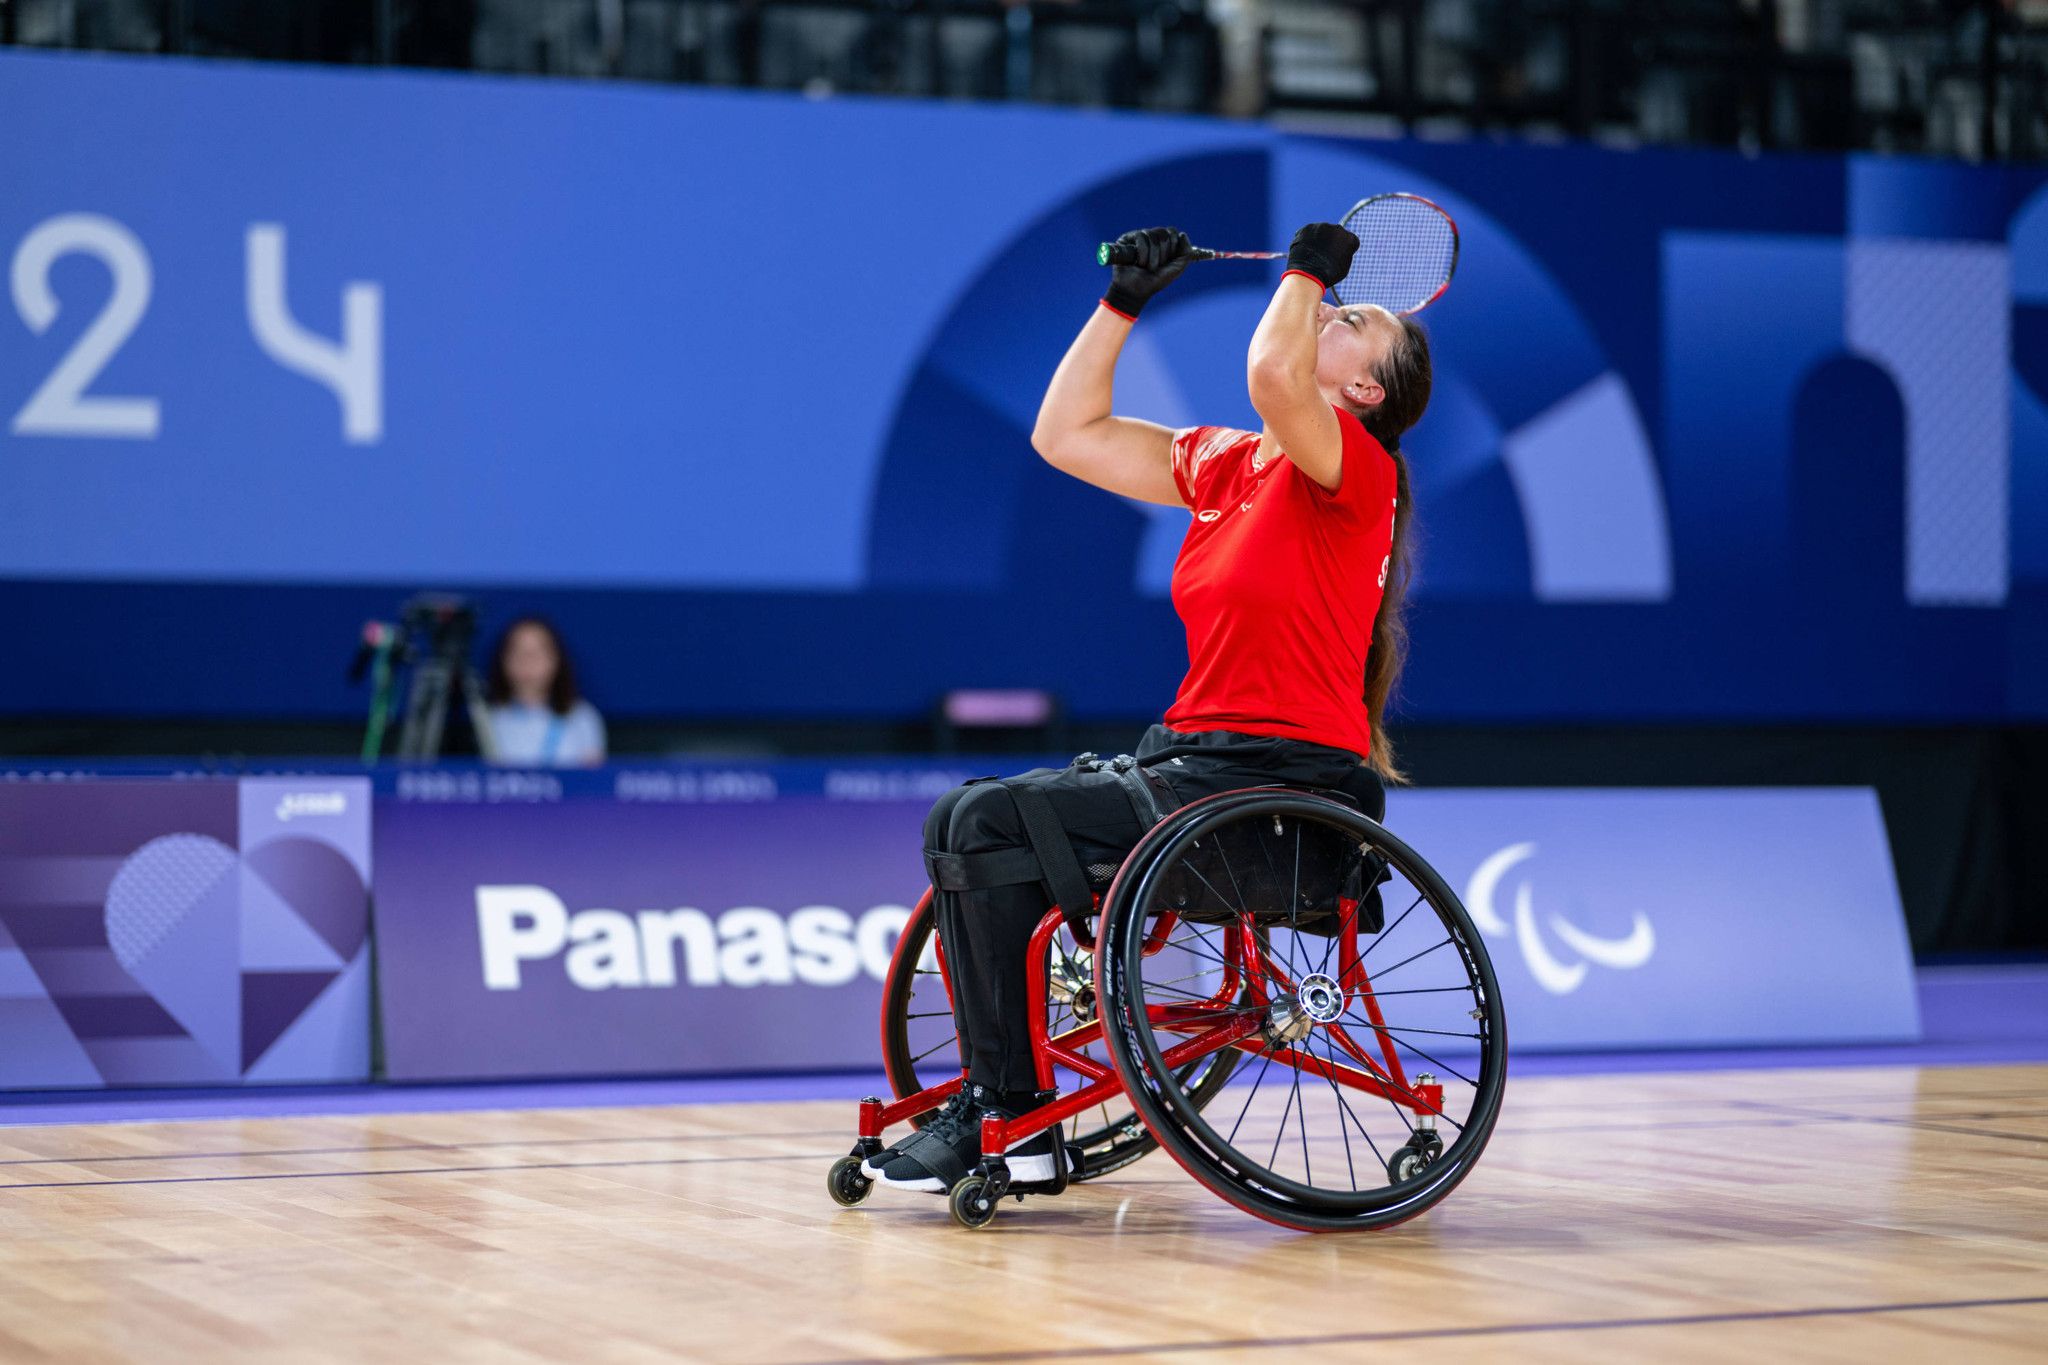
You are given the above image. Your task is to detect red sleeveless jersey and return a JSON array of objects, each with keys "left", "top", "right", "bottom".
[{"left": 1163, "top": 408, "right": 1398, "bottom": 760}]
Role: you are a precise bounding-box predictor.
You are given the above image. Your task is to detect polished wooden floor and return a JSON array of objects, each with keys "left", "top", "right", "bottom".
[{"left": 1, "top": 1064, "right": 2044, "bottom": 1363}]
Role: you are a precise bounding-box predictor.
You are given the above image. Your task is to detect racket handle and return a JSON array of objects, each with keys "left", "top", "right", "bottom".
[{"left": 1097, "top": 242, "right": 1222, "bottom": 266}]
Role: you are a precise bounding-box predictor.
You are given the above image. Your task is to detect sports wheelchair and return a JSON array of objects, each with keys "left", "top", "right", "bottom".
[{"left": 826, "top": 784, "right": 1507, "bottom": 1231}]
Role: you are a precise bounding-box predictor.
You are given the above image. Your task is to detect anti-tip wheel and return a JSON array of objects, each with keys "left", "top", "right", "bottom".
[
  {"left": 827, "top": 1155, "right": 874, "bottom": 1207},
  {"left": 948, "top": 1175, "right": 998, "bottom": 1229},
  {"left": 1385, "top": 1133, "right": 1443, "bottom": 1186}
]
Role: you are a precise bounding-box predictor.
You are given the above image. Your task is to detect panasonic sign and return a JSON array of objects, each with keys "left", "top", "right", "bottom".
[{"left": 476, "top": 885, "right": 912, "bottom": 992}]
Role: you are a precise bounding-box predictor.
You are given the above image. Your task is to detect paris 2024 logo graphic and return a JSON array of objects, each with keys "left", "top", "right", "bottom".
[{"left": 1464, "top": 843, "right": 1655, "bottom": 994}]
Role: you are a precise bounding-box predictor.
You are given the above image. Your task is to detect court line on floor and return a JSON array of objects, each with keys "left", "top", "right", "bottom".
[
  {"left": 797, "top": 1294, "right": 2048, "bottom": 1364},
  {"left": 1729, "top": 1104, "right": 2048, "bottom": 1146},
  {"left": 0, "top": 1151, "right": 836, "bottom": 1189},
  {"left": 0, "top": 1130, "right": 825, "bottom": 1167},
  {"left": 7, "top": 1101, "right": 2042, "bottom": 1170}
]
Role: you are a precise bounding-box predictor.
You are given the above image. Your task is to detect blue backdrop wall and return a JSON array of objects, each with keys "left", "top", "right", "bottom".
[{"left": 3, "top": 51, "right": 2044, "bottom": 722}]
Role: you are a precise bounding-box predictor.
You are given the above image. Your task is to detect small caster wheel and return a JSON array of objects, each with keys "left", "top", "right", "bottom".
[
  {"left": 1385, "top": 1133, "right": 1442, "bottom": 1185},
  {"left": 1386, "top": 1146, "right": 1427, "bottom": 1184},
  {"left": 827, "top": 1155, "right": 874, "bottom": 1207},
  {"left": 948, "top": 1175, "right": 998, "bottom": 1229}
]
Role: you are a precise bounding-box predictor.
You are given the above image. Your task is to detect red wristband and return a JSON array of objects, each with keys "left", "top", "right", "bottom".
[
  {"left": 1280, "top": 268, "right": 1329, "bottom": 291},
  {"left": 1099, "top": 298, "right": 1137, "bottom": 323}
]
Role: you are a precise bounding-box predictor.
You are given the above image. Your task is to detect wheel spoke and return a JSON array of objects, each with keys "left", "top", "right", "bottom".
[
  {"left": 1215, "top": 833, "right": 1253, "bottom": 920},
  {"left": 1143, "top": 916, "right": 1236, "bottom": 972},
  {"left": 1225, "top": 1043, "right": 1280, "bottom": 1146},
  {"left": 1358, "top": 889, "right": 1429, "bottom": 961},
  {"left": 1143, "top": 979, "right": 1257, "bottom": 1006},
  {"left": 1149, "top": 969, "right": 1228, "bottom": 991},
  {"left": 1349, "top": 984, "right": 1472, "bottom": 999},
  {"left": 1370, "top": 936, "right": 1454, "bottom": 981},
  {"left": 1293, "top": 1047, "right": 1312, "bottom": 1187},
  {"left": 1364, "top": 1023, "right": 1484, "bottom": 1040},
  {"left": 1267, "top": 1052, "right": 1300, "bottom": 1171},
  {"left": 1318, "top": 1025, "right": 1382, "bottom": 1175},
  {"left": 1141, "top": 987, "right": 1264, "bottom": 1018},
  {"left": 1371, "top": 1066, "right": 1421, "bottom": 1140},
  {"left": 1180, "top": 920, "right": 1235, "bottom": 967},
  {"left": 910, "top": 1036, "right": 959, "bottom": 1065},
  {"left": 1315, "top": 884, "right": 1423, "bottom": 978},
  {"left": 1354, "top": 1027, "right": 1480, "bottom": 1095},
  {"left": 1287, "top": 824, "right": 1303, "bottom": 982}
]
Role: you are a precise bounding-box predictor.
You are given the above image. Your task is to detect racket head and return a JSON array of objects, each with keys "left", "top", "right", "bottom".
[{"left": 1334, "top": 192, "right": 1459, "bottom": 316}]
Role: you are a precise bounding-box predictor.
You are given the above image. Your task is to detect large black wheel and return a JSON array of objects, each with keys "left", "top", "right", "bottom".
[
  {"left": 880, "top": 890, "right": 1237, "bottom": 1180},
  {"left": 1096, "top": 789, "right": 1507, "bottom": 1232}
]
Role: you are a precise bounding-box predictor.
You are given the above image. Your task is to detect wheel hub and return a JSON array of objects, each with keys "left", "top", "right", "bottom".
[
  {"left": 1265, "top": 973, "right": 1346, "bottom": 1045},
  {"left": 1298, "top": 973, "right": 1345, "bottom": 1024},
  {"left": 1047, "top": 950, "right": 1096, "bottom": 1023}
]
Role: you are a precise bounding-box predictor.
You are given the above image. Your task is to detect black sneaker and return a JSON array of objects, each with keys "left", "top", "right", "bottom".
[
  {"left": 866, "top": 1085, "right": 1061, "bottom": 1192},
  {"left": 861, "top": 1088, "right": 974, "bottom": 1187},
  {"left": 1002, "top": 1122, "right": 1059, "bottom": 1185}
]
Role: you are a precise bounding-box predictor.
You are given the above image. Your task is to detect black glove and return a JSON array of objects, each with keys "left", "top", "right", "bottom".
[
  {"left": 1103, "top": 227, "right": 1193, "bottom": 319},
  {"left": 1285, "top": 222, "right": 1360, "bottom": 291}
]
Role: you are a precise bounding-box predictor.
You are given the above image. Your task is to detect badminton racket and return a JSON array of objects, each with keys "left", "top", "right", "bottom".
[{"left": 1097, "top": 192, "right": 1459, "bottom": 316}]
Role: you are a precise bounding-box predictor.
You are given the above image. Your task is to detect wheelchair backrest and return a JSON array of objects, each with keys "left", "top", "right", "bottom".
[{"left": 1150, "top": 797, "right": 1386, "bottom": 937}]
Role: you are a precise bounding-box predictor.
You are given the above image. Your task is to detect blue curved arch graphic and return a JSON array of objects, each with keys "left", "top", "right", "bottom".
[{"left": 863, "top": 146, "right": 1272, "bottom": 597}]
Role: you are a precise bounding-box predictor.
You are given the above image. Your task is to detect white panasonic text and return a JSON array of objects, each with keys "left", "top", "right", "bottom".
[{"left": 477, "top": 885, "right": 910, "bottom": 991}]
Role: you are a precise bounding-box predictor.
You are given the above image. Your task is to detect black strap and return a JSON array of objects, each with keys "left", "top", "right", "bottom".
[
  {"left": 1106, "top": 755, "right": 1172, "bottom": 831},
  {"left": 924, "top": 846, "right": 1045, "bottom": 892},
  {"left": 890, "top": 1126, "right": 973, "bottom": 1188},
  {"left": 1001, "top": 779, "right": 1097, "bottom": 933}
]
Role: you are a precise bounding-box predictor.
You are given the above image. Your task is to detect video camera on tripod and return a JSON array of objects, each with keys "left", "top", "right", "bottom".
[{"left": 349, "top": 594, "right": 499, "bottom": 762}]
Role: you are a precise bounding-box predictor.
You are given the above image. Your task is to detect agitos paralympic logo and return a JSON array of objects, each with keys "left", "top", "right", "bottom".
[{"left": 1464, "top": 843, "right": 1655, "bottom": 994}]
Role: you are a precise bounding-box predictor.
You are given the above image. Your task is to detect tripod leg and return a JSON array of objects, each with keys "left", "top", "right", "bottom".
[
  {"left": 462, "top": 669, "right": 499, "bottom": 763},
  {"left": 398, "top": 658, "right": 453, "bottom": 760}
]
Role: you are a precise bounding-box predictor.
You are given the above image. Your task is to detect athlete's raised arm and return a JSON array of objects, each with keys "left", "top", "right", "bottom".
[
  {"left": 1246, "top": 224, "right": 1360, "bottom": 493},
  {"left": 1030, "top": 227, "right": 1192, "bottom": 508}
]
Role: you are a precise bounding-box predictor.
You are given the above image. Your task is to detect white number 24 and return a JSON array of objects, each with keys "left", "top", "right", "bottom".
[{"left": 9, "top": 213, "right": 382, "bottom": 443}]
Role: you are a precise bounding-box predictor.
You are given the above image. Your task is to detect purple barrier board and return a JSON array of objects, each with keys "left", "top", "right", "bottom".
[
  {"left": 371, "top": 772, "right": 1917, "bottom": 1081},
  {"left": 375, "top": 794, "right": 931, "bottom": 1080},
  {"left": 1395, "top": 788, "right": 1918, "bottom": 1049},
  {"left": 0, "top": 777, "right": 373, "bottom": 1088}
]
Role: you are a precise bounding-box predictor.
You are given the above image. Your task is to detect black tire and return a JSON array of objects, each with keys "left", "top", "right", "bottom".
[
  {"left": 878, "top": 892, "right": 956, "bottom": 1132},
  {"left": 826, "top": 1154, "right": 874, "bottom": 1207},
  {"left": 879, "top": 890, "right": 1237, "bottom": 1179},
  {"left": 1096, "top": 789, "right": 1507, "bottom": 1232}
]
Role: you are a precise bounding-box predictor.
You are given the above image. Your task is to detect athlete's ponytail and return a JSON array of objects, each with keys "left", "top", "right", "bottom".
[{"left": 1355, "top": 313, "right": 1431, "bottom": 784}]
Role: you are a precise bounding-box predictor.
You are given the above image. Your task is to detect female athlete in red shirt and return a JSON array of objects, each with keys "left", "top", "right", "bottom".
[{"left": 866, "top": 222, "right": 1433, "bottom": 1193}]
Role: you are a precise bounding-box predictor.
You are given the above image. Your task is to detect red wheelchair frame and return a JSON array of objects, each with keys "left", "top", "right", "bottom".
[{"left": 849, "top": 882, "right": 1447, "bottom": 1223}]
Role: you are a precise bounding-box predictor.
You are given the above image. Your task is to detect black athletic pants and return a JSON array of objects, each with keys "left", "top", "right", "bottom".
[{"left": 922, "top": 724, "right": 1384, "bottom": 1094}]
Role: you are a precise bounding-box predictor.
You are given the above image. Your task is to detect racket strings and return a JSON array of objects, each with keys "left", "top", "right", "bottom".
[{"left": 1337, "top": 196, "right": 1458, "bottom": 316}]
